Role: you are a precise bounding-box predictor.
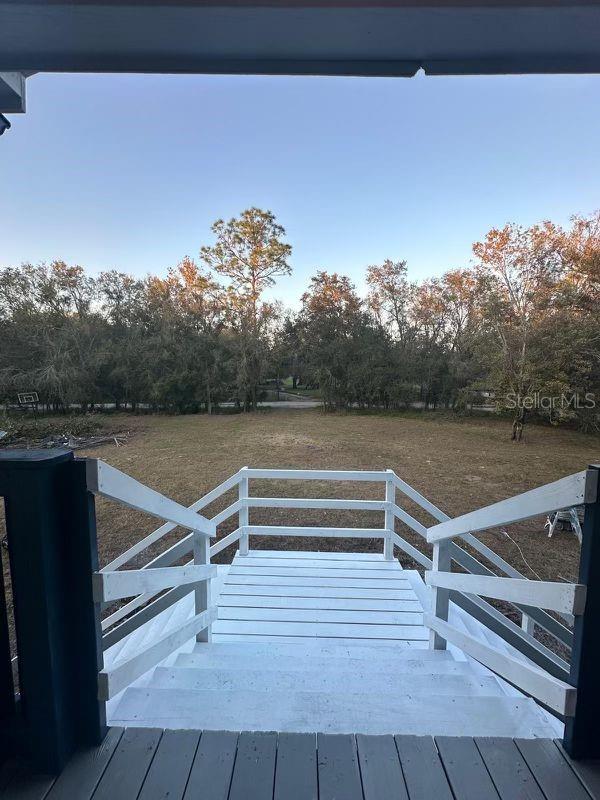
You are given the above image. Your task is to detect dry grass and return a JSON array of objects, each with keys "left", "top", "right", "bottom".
[
  {"left": 71, "top": 408, "right": 599, "bottom": 581},
  {"left": 1, "top": 408, "right": 599, "bottom": 656}
]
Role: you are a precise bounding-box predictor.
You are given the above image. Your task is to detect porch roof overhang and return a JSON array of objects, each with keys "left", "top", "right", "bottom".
[{"left": 1, "top": 1, "right": 600, "bottom": 78}]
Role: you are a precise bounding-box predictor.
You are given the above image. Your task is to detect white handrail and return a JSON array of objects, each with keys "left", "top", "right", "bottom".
[
  {"left": 87, "top": 459, "right": 216, "bottom": 537},
  {"left": 427, "top": 470, "right": 587, "bottom": 544},
  {"left": 102, "top": 471, "right": 242, "bottom": 572},
  {"left": 94, "top": 564, "right": 217, "bottom": 603},
  {"left": 196, "top": 471, "right": 244, "bottom": 509},
  {"left": 424, "top": 613, "right": 577, "bottom": 717},
  {"left": 391, "top": 504, "right": 427, "bottom": 537},
  {"left": 101, "top": 472, "right": 240, "bottom": 572},
  {"left": 98, "top": 607, "right": 217, "bottom": 700},
  {"left": 425, "top": 572, "right": 587, "bottom": 616},
  {"left": 243, "top": 525, "right": 389, "bottom": 539},
  {"left": 246, "top": 497, "right": 387, "bottom": 511},
  {"left": 211, "top": 500, "right": 243, "bottom": 526},
  {"left": 101, "top": 556, "right": 196, "bottom": 633},
  {"left": 210, "top": 527, "right": 243, "bottom": 558},
  {"left": 243, "top": 468, "right": 389, "bottom": 481},
  {"left": 390, "top": 490, "right": 574, "bottom": 637},
  {"left": 390, "top": 472, "right": 450, "bottom": 522}
]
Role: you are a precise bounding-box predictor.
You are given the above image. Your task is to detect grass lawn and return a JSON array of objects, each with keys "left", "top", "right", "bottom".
[{"left": 1, "top": 409, "right": 598, "bottom": 655}]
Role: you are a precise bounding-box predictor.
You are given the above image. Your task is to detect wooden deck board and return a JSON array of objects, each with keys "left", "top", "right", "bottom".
[
  {"left": 515, "top": 738, "right": 592, "bottom": 800},
  {"left": 215, "top": 550, "right": 428, "bottom": 645},
  {"left": 357, "top": 734, "right": 409, "bottom": 800},
  {"left": 137, "top": 729, "right": 200, "bottom": 800},
  {"left": 555, "top": 741, "right": 600, "bottom": 800},
  {"left": 236, "top": 557, "right": 402, "bottom": 570},
  {"left": 229, "top": 566, "right": 406, "bottom": 578},
  {"left": 274, "top": 732, "right": 318, "bottom": 800},
  {"left": 224, "top": 575, "right": 411, "bottom": 589},
  {"left": 317, "top": 734, "right": 363, "bottom": 800},
  {"left": 7, "top": 729, "right": 600, "bottom": 800},
  {"left": 0, "top": 768, "right": 55, "bottom": 800},
  {"left": 220, "top": 585, "right": 414, "bottom": 600},
  {"left": 217, "top": 595, "right": 419, "bottom": 611},
  {"left": 91, "top": 727, "right": 163, "bottom": 800},
  {"left": 211, "top": 619, "right": 428, "bottom": 640},
  {"left": 182, "top": 730, "right": 238, "bottom": 800},
  {"left": 435, "top": 736, "right": 500, "bottom": 800},
  {"left": 475, "top": 737, "right": 545, "bottom": 800},
  {"left": 228, "top": 732, "right": 277, "bottom": 800},
  {"left": 45, "top": 727, "right": 124, "bottom": 800},
  {"left": 393, "top": 736, "right": 454, "bottom": 800},
  {"left": 211, "top": 633, "right": 429, "bottom": 647}
]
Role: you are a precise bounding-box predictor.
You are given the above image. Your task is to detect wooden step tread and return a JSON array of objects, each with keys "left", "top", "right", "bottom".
[
  {"left": 190, "top": 639, "right": 450, "bottom": 658},
  {"left": 149, "top": 665, "right": 504, "bottom": 697},
  {"left": 212, "top": 633, "right": 431, "bottom": 647},
  {"left": 111, "top": 687, "right": 557, "bottom": 738},
  {"left": 175, "top": 651, "right": 476, "bottom": 675},
  {"left": 217, "top": 606, "right": 424, "bottom": 625},
  {"left": 210, "top": 619, "right": 429, "bottom": 640}
]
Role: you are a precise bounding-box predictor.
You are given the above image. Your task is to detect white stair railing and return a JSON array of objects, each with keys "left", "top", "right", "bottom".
[
  {"left": 423, "top": 468, "right": 595, "bottom": 718},
  {"left": 87, "top": 459, "right": 217, "bottom": 538},
  {"left": 98, "top": 468, "right": 244, "bottom": 646},
  {"left": 90, "top": 460, "right": 592, "bottom": 714},
  {"left": 87, "top": 459, "right": 242, "bottom": 698},
  {"left": 234, "top": 468, "right": 394, "bottom": 557},
  {"left": 231, "top": 467, "right": 575, "bottom": 676}
]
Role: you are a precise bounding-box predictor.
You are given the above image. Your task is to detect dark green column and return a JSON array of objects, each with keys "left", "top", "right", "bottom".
[
  {"left": 564, "top": 465, "right": 600, "bottom": 758},
  {"left": 0, "top": 449, "right": 105, "bottom": 773}
]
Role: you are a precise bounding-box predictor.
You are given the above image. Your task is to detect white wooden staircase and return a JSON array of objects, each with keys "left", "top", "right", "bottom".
[
  {"left": 104, "top": 550, "right": 561, "bottom": 738},
  {"left": 88, "top": 463, "right": 591, "bottom": 743}
]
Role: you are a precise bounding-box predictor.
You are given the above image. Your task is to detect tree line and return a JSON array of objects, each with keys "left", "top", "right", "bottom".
[{"left": 1, "top": 207, "right": 599, "bottom": 433}]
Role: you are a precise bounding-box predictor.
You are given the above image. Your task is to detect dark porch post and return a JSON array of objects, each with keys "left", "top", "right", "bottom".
[
  {"left": 564, "top": 464, "right": 600, "bottom": 759},
  {"left": 0, "top": 539, "right": 15, "bottom": 731},
  {"left": 0, "top": 449, "right": 106, "bottom": 773}
]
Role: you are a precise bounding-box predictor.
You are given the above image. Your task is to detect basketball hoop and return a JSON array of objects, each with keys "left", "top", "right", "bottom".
[
  {"left": 17, "top": 392, "right": 39, "bottom": 406},
  {"left": 17, "top": 392, "right": 40, "bottom": 416}
]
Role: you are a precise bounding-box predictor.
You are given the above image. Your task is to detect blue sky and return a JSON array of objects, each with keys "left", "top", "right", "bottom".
[{"left": 1, "top": 71, "right": 599, "bottom": 306}]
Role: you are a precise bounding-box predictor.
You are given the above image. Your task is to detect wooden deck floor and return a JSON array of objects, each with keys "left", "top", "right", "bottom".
[
  {"left": 211, "top": 549, "right": 429, "bottom": 646},
  {"left": 3, "top": 728, "right": 599, "bottom": 800}
]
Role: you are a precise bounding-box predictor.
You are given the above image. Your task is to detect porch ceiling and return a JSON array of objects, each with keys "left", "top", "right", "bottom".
[{"left": 0, "top": 1, "right": 600, "bottom": 76}]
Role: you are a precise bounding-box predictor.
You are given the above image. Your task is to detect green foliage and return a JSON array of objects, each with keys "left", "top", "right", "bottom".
[
  {"left": 0, "top": 209, "right": 291, "bottom": 415},
  {"left": 1, "top": 209, "right": 599, "bottom": 434}
]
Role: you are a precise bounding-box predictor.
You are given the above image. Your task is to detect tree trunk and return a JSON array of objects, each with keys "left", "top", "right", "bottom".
[
  {"left": 511, "top": 408, "right": 527, "bottom": 441},
  {"left": 206, "top": 376, "right": 212, "bottom": 415}
]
